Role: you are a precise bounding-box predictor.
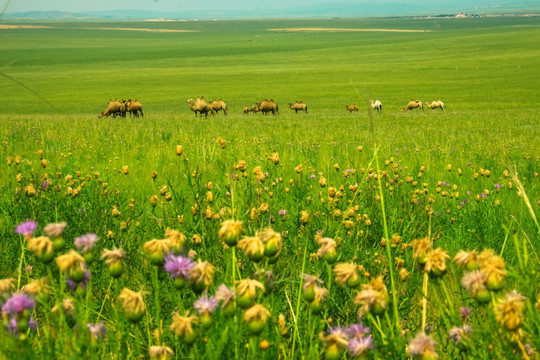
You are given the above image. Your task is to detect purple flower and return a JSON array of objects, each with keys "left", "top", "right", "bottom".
[
  {"left": 163, "top": 254, "right": 194, "bottom": 279},
  {"left": 348, "top": 335, "right": 374, "bottom": 357},
  {"left": 345, "top": 323, "right": 371, "bottom": 338},
  {"left": 15, "top": 221, "right": 38, "bottom": 237},
  {"left": 87, "top": 322, "right": 107, "bottom": 340},
  {"left": 2, "top": 294, "right": 34, "bottom": 315},
  {"left": 407, "top": 332, "right": 437, "bottom": 358},
  {"left": 278, "top": 209, "right": 287, "bottom": 218},
  {"left": 494, "top": 184, "right": 501, "bottom": 190},
  {"left": 328, "top": 326, "right": 349, "bottom": 339},
  {"left": 193, "top": 294, "right": 218, "bottom": 315},
  {"left": 41, "top": 182, "right": 49, "bottom": 188},
  {"left": 66, "top": 268, "right": 90, "bottom": 291},
  {"left": 310, "top": 174, "right": 316, "bottom": 179},
  {"left": 481, "top": 192, "right": 487, "bottom": 198},
  {"left": 449, "top": 325, "right": 472, "bottom": 344},
  {"left": 74, "top": 233, "right": 99, "bottom": 253},
  {"left": 459, "top": 306, "right": 472, "bottom": 320}
]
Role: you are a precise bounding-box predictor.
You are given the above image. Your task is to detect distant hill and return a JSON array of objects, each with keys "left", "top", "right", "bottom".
[{"left": 3, "top": 1, "right": 538, "bottom": 20}]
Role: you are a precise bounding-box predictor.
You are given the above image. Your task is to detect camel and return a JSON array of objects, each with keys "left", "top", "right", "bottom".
[
  {"left": 98, "top": 100, "right": 125, "bottom": 118},
  {"left": 369, "top": 100, "right": 382, "bottom": 114},
  {"left": 426, "top": 100, "right": 445, "bottom": 111},
  {"left": 288, "top": 101, "right": 308, "bottom": 114},
  {"left": 211, "top": 99, "right": 228, "bottom": 115},
  {"left": 345, "top": 105, "right": 359, "bottom": 113},
  {"left": 243, "top": 106, "right": 250, "bottom": 115},
  {"left": 250, "top": 105, "right": 260, "bottom": 114},
  {"left": 187, "top": 97, "right": 209, "bottom": 118},
  {"left": 257, "top": 99, "right": 279, "bottom": 115},
  {"left": 127, "top": 99, "right": 144, "bottom": 118},
  {"left": 401, "top": 100, "right": 424, "bottom": 112}
]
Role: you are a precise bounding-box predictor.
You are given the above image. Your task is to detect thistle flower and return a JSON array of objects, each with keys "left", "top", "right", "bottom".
[
  {"left": 477, "top": 249, "right": 506, "bottom": 291},
  {"left": 0, "top": 278, "right": 15, "bottom": 299},
  {"left": 243, "top": 304, "right": 271, "bottom": 335},
  {"left": 448, "top": 325, "right": 472, "bottom": 345},
  {"left": 43, "top": 222, "right": 67, "bottom": 239},
  {"left": 215, "top": 284, "right": 236, "bottom": 316},
  {"left": 345, "top": 323, "right": 371, "bottom": 339},
  {"left": 348, "top": 335, "right": 374, "bottom": 358},
  {"left": 218, "top": 219, "right": 244, "bottom": 246},
  {"left": 461, "top": 270, "right": 490, "bottom": 303},
  {"left": 165, "top": 228, "right": 186, "bottom": 252},
  {"left": 494, "top": 290, "right": 526, "bottom": 332},
  {"left": 309, "top": 286, "right": 329, "bottom": 314},
  {"left": 407, "top": 332, "right": 438, "bottom": 359},
  {"left": 334, "top": 262, "right": 364, "bottom": 288},
  {"left": 74, "top": 233, "right": 99, "bottom": 254},
  {"left": 258, "top": 228, "right": 282, "bottom": 258},
  {"left": 423, "top": 248, "right": 450, "bottom": 277},
  {"left": 163, "top": 254, "right": 194, "bottom": 288},
  {"left": 15, "top": 220, "right": 38, "bottom": 239},
  {"left": 252, "top": 268, "right": 275, "bottom": 292},
  {"left": 21, "top": 277, "right": 49, "bottom": 299},
  {"left": 117, "top": 288, "right": 146, "bottom": 323},
  {"left": 56, "top": 250, "right": 86, "bottom": 283},
  {"left": 410, "top": 237, "right": 431, "bottom": 265},
  {"left": 2, "top": 294, "right": 35, "bottom": 334},
  {"left": 27, "top": 236, "right": 54, "bottom": 263},
  {"left": 170, "top": 311, "right": 198, "bottom": 344},
  {"left": 317, "top": 237, "right": 338, "bottom": 264},
  {"left": 87, "top": 322, "right": 107, "bottom": 341},
  {"left": 66, "top": 266, "right": 90, "bottom": 292},
  {"left": 301, "top": 274, "right": 323, "bottom": 302},
  {"left": 194, "top": 294, "right": 218, "bottom": 316},
  {"left": 143, "top": 239, "right": 172, "bottom": 265},
  {"left": 238, "top": 236, "right": 265, "bottom": 262},
  {"left": 235, "top": 279, "right": 265, "bottom": 309},
  {"left": 320, "top": 327, "right": 349, "bottom": 360},
  {"left": 453, "top": 250, "right": 479, "bottom": 271},
  {"left": 100, "top": 247, "right": 126, "bottom": 278},
  {"left": 354, "top": 276, "right": 389, "bottom": 317},
  {"left": 149, "top": 345, "right": 174, "bottom": 360},
  {"left": 188, "top": 260, "right": 215, "bottom": 293}
]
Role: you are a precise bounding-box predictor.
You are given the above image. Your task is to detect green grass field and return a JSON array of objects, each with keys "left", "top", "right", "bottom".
[{"left": 0, "top": 17, "right": 539, "bottom": 359}]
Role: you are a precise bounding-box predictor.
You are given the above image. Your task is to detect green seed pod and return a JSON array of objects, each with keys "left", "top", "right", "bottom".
[
  {"left": 149, "top": 251, "right": 165, "bottom": 266},
  {"left": 237, "top": 292, "right": 254, "bottom": 309},
  {"left": 109, "top": 261, "right": 123, "bottom": 278},
  {"left": 68, "top": 268, "right": 86, "bottom": 283},
  {"left": 303, "top": 286, "right": 315, "bottom": 303},
  {"left": 200, "top": 313, "right": 212, "bottom": 330},
  {"left": 173, "top": 277, "right": 186, "bottom": 289},
  {"left": 52, "top": 238, "right": 65, "bottom": 252},
  {"left": 247, "top": 319, "right": 266, "bottom": 335}
]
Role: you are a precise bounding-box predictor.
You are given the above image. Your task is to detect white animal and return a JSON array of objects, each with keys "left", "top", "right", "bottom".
[{"left": 370, "top": 99, "right": 383, "bottom": 114}]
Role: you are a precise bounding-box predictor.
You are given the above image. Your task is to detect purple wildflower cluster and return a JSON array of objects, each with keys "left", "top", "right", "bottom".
[
  {"left": 15, "top": 220, "right": 38, "bottom": 237},
  {"left": 163, "top": 254, "right": 195, "bottom": 279},
  {"left": 193, "top": 294, "right": 219, "bottom": 315},
  {"left": 2, "top": 294, "right": 36, "bottom": 335},
  {"left": 328, "top": 323, "right": 374, "bottom": 358}
]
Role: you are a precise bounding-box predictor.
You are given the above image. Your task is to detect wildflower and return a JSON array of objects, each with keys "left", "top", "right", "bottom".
[
  {"left": 334, "top": 263, "right": 364, "bottom": 288},
  {"left": 0, "top": 278, "right": 16, "bottom": 299},
  {"left": 215, "top": 284, "right": 236, "bottom": 317},
  {"left": 170, "top": 311, "right": 198, "bottom": 344},
  {"left": 66, "top": 266, "right": 90, "bottom": 293},
  {"left": 270, "top": 152, "right": 280, "bottom": 165},
  {"left": 301, "top": 274, "right": 323, "bottom": 302},
  {"left": 176, "top": 145, "right": 183, "bottom": 156},
  {"left": 459, "top": 307, "right": 472, "bottom": 322},
  {"left": 218, "top": 219, "right": 244, "bottom": 246},
  {"left": 354, "top": 276, "right": 389, "bottom": 317},
  {"left": 243, "top": 304, "right": 271, "bottom": 335},
  {"left": 149, "top": 345, "right": 174, "bottom": 360},
  {"left": 27, "top": 236, "right": 55, "bottom": 264},
  {"left": 461, "top": 270, "right": 490, "bottom": 303},
  {"left": 317, "top": 237, "right": 338, "bottom": 264},
  {"left": 21, "top": 278, "right": 48, "bottom": 300},
  {"left": 299, "top": 210, "right": 309, "bottom": 225},
  {"left": 74, "top": 233, "right": 99, "bottom": 264},
  {"left": 117, "top": 288, "right": 146, "bottom": 323},
  {"left": 309, "top": 286, "right": 329, "bottom": 314},
  {"left": 87, "top": 322, "right": 107, "bottom": 342},
  {"left": 448, "top": 325, "right": 472, "bottom": 346},
  {"left": 278, "top": 313, "right": 288, "bottom": 336},
  {"left": 423, "top": 248, "right": 450, "bottom": 277},
  {"left": 164, "top": 228, "right": 186, "bottom": 253},
  {"left": 163, "top": 254, "right": 194, "bottom": 288},
  {"left": 319, "top": 176, "right": 327, "bottom": 187},
  {"left": 258, "top": 228, "right": 282, "bottom": 257},
  {"left": 43, "top": 221, "right": 67, "bottom": 239},
  {"left": 100, "top": 247, "right": 126, "bottom": 278},
  {"left": 453, "top": 250, "right": 479, "bottom": 271},
  {"left": 56, "top": 250, "right": 86, "bottom": 283},
  {"left": 235, "top": 279, "right": 265, "bottom": 309},
  {"left": 477, "top": 249, "right": 506, "bottom": 291},
  {"left": 320, "top": 327, "right": 349, "bottom": 360},
  {"left": 348, "top": 335, "right": 374, "bottom": 358},
  {"left": 278, "top": 209, "right": 287, "bottom": 218},
  {"left": 194, "top": 294, "right": 218, "bottom": 329},
  {"left": 399, "top": 268, "right": 410, "bottom": 281},
  {"left": 238, "top": 236, "right": 265, "bottom": 263},
  {"left": 143, "top": 239, "right": 172, "bottom": 266},
  {"left": 407, "top": 332, "right": 438, "bottom": 359},
  {"left": 2, "top": 294, "right": 35, "bottom": 333},
  {"left": 494, "top": 290, "right": 526, "bottom": 332},
  {"left": 410, "top": 237, "right": 431, "bottom": 265},
  {"left": 15, "top": 220, "right": 38, "bottom": 239},
  {"left": 345, "top": 323, "right": 371, "bottom": 339},
  {"left": 188, "top": 260, "right": 215, "bottom": 293}
]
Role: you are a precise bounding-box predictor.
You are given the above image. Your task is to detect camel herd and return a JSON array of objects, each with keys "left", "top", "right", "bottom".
[{"left": 98, "top": 97, "right": 445, "bottom": 117}]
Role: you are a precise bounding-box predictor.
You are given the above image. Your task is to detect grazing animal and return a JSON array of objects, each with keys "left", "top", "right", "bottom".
[
  {"left": 211, "top": 99, "right": 228, "bottom": 115},
  {"left": 250, "top": 105, "right": 260, "bottom": 114},
  {"left": 401, "top": 100, "right": 424, "bottom": 112},
  {"left": 187, "top": 97, "right": 209, "bottom": 118},
  {"left": 207, "top": 102, "right": 216, "bottom": 116},
  {"left": 288, "top": 101, "right": 308, "bottom": 114},
  {"left": 426, "top": 100, "right": 445, "bottom": 111},
  {"left": 126, "top": 99, "right": 144, "bottom": 118},
  {"left": 369, "top": 99, "right": 383, "bottom": 114},
  {"left": 243, "top": 106, "right": 250, "bottom": 115},
  {"left": 99, "top": 100, "right": 125, "bottom": 118},
  {"left": 345, "top": 105, "right": 359, "bottom": 113},
  {"left": 257, "top": 99, "right": 279, "bottom": 115}
]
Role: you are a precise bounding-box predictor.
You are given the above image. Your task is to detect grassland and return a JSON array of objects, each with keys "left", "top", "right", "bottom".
[{"left": 0, "top": 17, "right": 539, "bottom": 359}]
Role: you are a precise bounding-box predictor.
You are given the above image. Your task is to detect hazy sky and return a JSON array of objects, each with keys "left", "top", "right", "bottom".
[{"left": 4, "top": 0, "right": 538, "bottom": 13}]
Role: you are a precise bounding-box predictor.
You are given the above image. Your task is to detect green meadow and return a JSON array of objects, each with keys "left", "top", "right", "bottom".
[{"left": 0, "top": 17, "right": 539, "bottom": 359}]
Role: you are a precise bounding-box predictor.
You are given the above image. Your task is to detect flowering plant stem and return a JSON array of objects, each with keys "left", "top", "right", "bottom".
[{"left": 421, "top": 271, "right": 429, "bottom": 332}]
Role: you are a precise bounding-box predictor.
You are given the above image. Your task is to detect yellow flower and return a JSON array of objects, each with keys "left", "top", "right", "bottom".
[
  {"left": 143, "top": 239, "right": 172, "bottom": 265},
  {"left": 170, "top": 311, "right": 198, "bottom": 344},
  {"left": 176, "top": 145, "right": 183, "bottom": 156},
  {"left": 270, "top": 152, "right": 280, "bottom": 165},
  {"left": 354, "top": 276, "right": 389, "bottom": 317},
  {"left": 278, "top": 313, "right": 288, "bottom": 336},
  {"left": 258, "top": 228, "right": 282, "bottom": 257},
  {"left": 299, "top": 211, "right": 309, "bottom": 225},
  {"left": 56, "top": 250, "right": 85, "bottom": 274},
  {"left": 27, "top": 236, "right": 54, "bottom": 260},
  {"left": 165, "top": 228, "right": 186, "bottom": 251},
  {"left": 478, "top": 249, "right": 507, "bottom": 291},
  {"left": 43, "top": 222, "right": 67, "bottom": 239},
  {"left": 218, "top": 219, "right": 244, "bottom": 246},
  {"left": 410, "top": 237, "right": 431, "bottom": 265},
  {"left": 334, "top": 262, "right": 364, "bottom": 288},
  {"left": 423, "top": 248, "right": 450, "bottom": 277},
  {"left": 0, "top": 278, "right": 15, "bottom": 297},
  {"left": 235, "top": 279, "right": 265, "bottom": 308},
  {"left": 117, "top": 288, "right": 146, "bottom": 323},
  {"left": 149, "top": 345, "right": 174, "bottom": 360},
  {"left": 494, "top": 290, "right": 526, "bottom": 332},
  {"left": 453, "top": 250, "right": 479, "bottom": 271},
  {"left": 100, "top": 247, "right": 126, "bottom": 265},
  {"left": 188, "top": 260, "right": 215, "bottom": 292},
  {"left": 243, "top": 304, "right": 271, "bottom": 335},
  {"left": 317, "top": 237, "right": 337, "bottom": 263},
  {"left": 238, "top": 236, "right": 265, "bottom": 262},
  {"left": 21, "top": 277, "right": 49, "bottom": 297}
]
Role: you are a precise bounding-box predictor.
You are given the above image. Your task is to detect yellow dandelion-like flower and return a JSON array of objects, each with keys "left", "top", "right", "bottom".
[
  {"left": 354, "top": 276, "right": 389, "bottom": 317},
  {"left": 235, "top": 279, "right": 265, "bottom": 300},
  {"left": 454, "top": 250, "right": 479, "bottom": 271},
  {"left": 294, "top": 164, "right": 303, "bottom": 173},
  {"left": 278, "top": 313, "right": 288, "bottom": 336},
  {"left": 494, "top": 290, "right": 526, "bottom": 332},
  {"left": 219, "top": 220, "right": 244, "bottom": 246},
  {"left": 117, "top": 288, "right": 146, "bottom": 322},
  {"left": 149, "top": 345, "right": 174, "bottom": 360},
  {"left": 188, "top": 260, "right": 215, "bottom": 290},
  {"left": 43, "top": 222, "right": 67, "bottom": 239},
  {"left": 56, "top": 250, "right": 85, "bottom": 273},
  {"left": 320, "top": 329, "right": 349, "bottom": 360},
  {"left": 410, "top": 237, "right": 431, "bottom": 264},
  {"left": 0, "top": 278, "right": 15, "bottom": 297},
  {"left": 423, "top": 248, "right": 450, "bottom": 277},
  {"left": 21, "top": 277, "right": 49, "bottom": 297},
  {"left": 316, "top": 237, "right": 337, "bottom": 261},
  {"left": 299, "top": 210, "right": 309, "bottom": 225},
  {"left": 270, "top": 152, "right": 280, "bottom": 165},
  {"left": 165, "top": 228, "right": 186, "bottom": 250},
  {"left": 461, "top": 270, "right": 490, "bottom": 303},
  {"left": 478, "top": 249, "right": 507, "bottom": 291},
  {"left": 143, "top": 239, "right": 172, "bottom": 265},
  {"left": 258, "top": 228, "right": 282, "bottom": 257},
  {"left": 27, "top": 236, "right": 54, "bottom": 258},
  {"left": 333, "top": 262, "right": 364, "bottom": 288},
  {"left": 100, "top": 247, "right": 126, "bottom": 265},
  {"left": 243, "top": 304, "right": 271, "bottom": 334},
  {"left": 238, "top": 236, "right": 265, "bottom": 262},
  {"left": 170, "top": 311, "right": 198, "bottom": 343}
]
